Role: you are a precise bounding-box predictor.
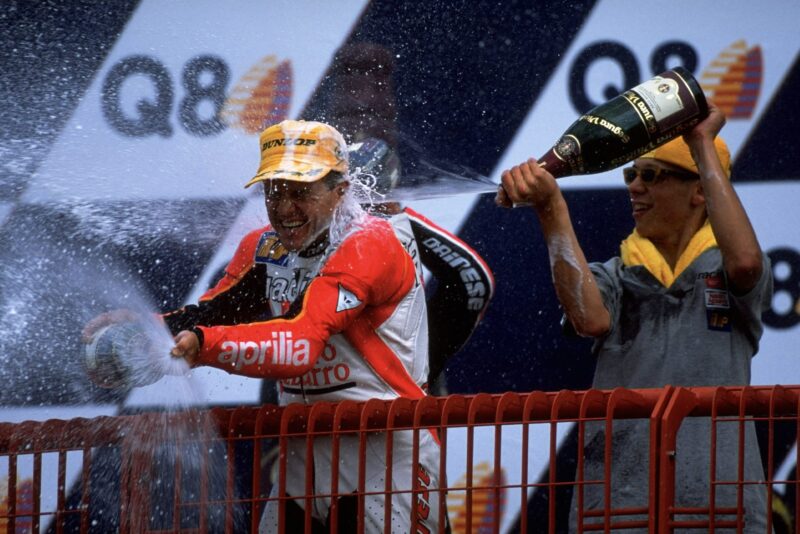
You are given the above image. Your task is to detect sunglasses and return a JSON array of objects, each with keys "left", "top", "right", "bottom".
[{"left": 622, "top": 166, "right": 698, "bottom": 185}]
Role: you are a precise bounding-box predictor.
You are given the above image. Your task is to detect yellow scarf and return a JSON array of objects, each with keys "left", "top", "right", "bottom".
[{"left": 620, "top": 222, "right": 717, "bottom": 287}]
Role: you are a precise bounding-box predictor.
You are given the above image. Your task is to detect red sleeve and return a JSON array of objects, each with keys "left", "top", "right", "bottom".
[
  {"left": 199, "top": 227, "right": 265, "bottom": 301},
  {"left": 195, "top": 219, "right": 414, "bottom": 379}
]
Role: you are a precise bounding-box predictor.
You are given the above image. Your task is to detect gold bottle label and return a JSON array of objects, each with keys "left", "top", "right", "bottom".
[{"left": 625, "top": 75, "right": 687, "bottom": 135}]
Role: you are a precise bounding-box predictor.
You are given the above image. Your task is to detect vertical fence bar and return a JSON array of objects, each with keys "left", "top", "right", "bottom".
[
  {"left": 765, "top": 386, "right": 781, "bottom": 534},
  {"left": 305, "top": 407, "right": 317, "bottom": 534},
  {"left": 601, "top": 388, "right": 621, "bottom": 532},
  {"left": 305, "top": 402, "right": 332, "bottom": 534},
  {"left": 550, "top": 390, "right": 578, "bottom": 534},
  {"left": 384, "top": 398, "right": 408, "bottom": 533},
  {"left": 228, "top": 407, "right": 256, "bottom": 534},
  {"left": 119, "top": 420, "right": 145, "bottom": 534},
  {"left": 356, "top": 400, "right": 369, "bottom": 534},
  {"left": 5, "top": 423, "right": 36, "bottom": 534},
  {"left": 131, "top": 422, "right": 153, "bottom": 534},
  {"left": 278, "top": 403, "right": 306, "bottom": 533},
  {"left": 465, "top": 399, "right": 476, "bottom": 534},
  {"left": 646, "top": 385, "right": 674, "bottom": 534},
  {"left": 735, "top": 389, "right": 751, "bottom": 534},
  {"left": 387, "top": 397, "right": 415, "bottom": 533},
  {"left": 330, "top": 400, "right": 359, "bottom": 534},
  {"left": 329, "top": 402, "right": 343, "bottom": 534},
  {"left": 277, "top": 407, "right": 289, "bottom": 534},
  {"left": 225, "top": 409, "right": 240, "bottom": 534},
  {"left": 411, "top": 398, "right": 422, "bottom": 534},
  {"left": 251, "top": 407, "right": 265, "bottom": 534},
  {"left": 519, "top": 391, "right": 550, "bottom": 534},
  {"left": 519, "top": 396, "right": 531, "bottom": 534},
  {"left": 31, "top": 450, "right": 41, "bottom": 534},
  {"left": 493, "top": 393, "right": 521, "bottom": 534},
  {"left": 119, "top": 430, "right": 132, "bottom": 534},
  {"left": 575, "top": 389, "right": 606, "bottom": 534},
  {"left": 56, "top": 449, "right": 66, "bottom": 534},
  {"left": 466, "top": 394, "right": 495, "bottom": 534},
  {"left": 708, "top": 387, "right": 731, "bottom": 533},
  {"left": 356, "top": 399, "right": 390, "bottom": 534},
  {"left": 658, "top": 387, "right": 698, "bottom": 533},
  {"left": 54, "top": 419, "right": 83, "bottom": 533},
  {"left": 440, "top": 395, "right": 468, "bottom": 533},
  {"left": 197, "top": 418, "right": 210, "bottom": 534},
  {"left": 711, "top": 388, "right": 722, "bottom": 532},
  {"left": 173, "top": 427, "right": 184, "bottom": 533},
  {"left": 250, "top": 404, "right": 281, "bottom": 533},
  {"left": 80, "top": 445, "right": 91, "bottom": 533},
  {"left": 0, "top": 424, "right": 12, "bottom": 532},
  {"left": 413, "top": 395, "right": 441, "bottom": 534},
  {"left": 7, "top": 453, "right": 17, "bottom": 533}
]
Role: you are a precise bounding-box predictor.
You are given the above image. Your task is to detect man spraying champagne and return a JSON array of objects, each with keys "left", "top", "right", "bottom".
[{"left": 497, "top": 103, "right": 773, "bottom": 531}]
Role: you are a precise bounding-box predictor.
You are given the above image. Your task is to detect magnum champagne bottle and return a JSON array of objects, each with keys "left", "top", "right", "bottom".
[{"left": 539, "top": 66, "right": 708, "bottom": 178}]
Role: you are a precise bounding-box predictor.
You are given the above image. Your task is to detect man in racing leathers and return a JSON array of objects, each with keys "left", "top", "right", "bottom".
[
  {"left": 348, "top": 137, "right": 495, "bottom": 391},
  {"left": 91, "top": 120, "right": 443, "bottom": 533},
  {"left": 375, "top": 203, "right": 494, "bottom": 388}
]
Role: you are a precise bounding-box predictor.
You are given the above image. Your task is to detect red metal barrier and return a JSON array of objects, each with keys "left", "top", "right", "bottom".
[{"left": 1, "top": 386, "right": 798, "bottom": 533}]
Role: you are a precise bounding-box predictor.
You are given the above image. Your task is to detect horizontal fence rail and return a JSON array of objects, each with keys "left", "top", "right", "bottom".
[{"left": 1, "top": 385, "right": 798, "bottom": 533}]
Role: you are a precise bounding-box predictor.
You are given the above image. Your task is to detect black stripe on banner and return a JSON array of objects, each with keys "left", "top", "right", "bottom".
[
  {"left": 303, "top": 0, "right": 599, "bottom": 177},
  {"left": 0, "top": 0, "right": 142, "bottom": 201}
]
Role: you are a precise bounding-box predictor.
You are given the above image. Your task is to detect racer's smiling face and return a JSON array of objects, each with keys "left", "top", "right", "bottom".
[{"left": 264, "top": 177, "right": 346, "bottom": 251}]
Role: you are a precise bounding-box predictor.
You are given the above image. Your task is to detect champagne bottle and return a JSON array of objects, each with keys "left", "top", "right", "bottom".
[
  {"left": 538, "top": 66, "right": 708, "bottom": 178},
  {"left": 84, "top": 323, "right": 164, "bottom": 389}
]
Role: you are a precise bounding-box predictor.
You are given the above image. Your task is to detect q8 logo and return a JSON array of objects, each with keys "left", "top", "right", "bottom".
[{"left": 101, "top": 55, "right": 229, "bottom": 137}]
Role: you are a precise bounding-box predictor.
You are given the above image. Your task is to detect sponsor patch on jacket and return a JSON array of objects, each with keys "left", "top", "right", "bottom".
[
  {"left": 704, "top": 289, "right": 730, "bottom": 309},
  {"left": 698, "top": 270, "right": 731, "bottom": 330},
  {"left": 706, "top": 310, "right": 732, "bottom": 332},
  {"left": 697, "top": 271, "right": 731, "bottom": 332},
  {"left": 255, "top": 232, "right": 290, "bottom": 266}
]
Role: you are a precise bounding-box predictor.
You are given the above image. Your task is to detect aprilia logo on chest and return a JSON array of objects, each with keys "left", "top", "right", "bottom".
[{"left": 218, "top": 331, "right": 310, "bottom": 370}]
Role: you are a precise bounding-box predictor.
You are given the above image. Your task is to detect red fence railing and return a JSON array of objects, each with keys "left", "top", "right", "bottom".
[{"left": 1, "top": 385, "right": 798, "bottom": 533}]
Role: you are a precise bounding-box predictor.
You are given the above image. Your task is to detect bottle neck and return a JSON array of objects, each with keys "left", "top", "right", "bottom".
[{"left": 538, "top": 149, "right": 571, "bottom": 179}]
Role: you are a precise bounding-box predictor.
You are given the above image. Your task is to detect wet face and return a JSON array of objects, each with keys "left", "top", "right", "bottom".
[
  {"left": 264, "top": 177, "right": 346, "bottom": 251},
  {"left": 625, "top": 159, "right": 702, "bottom": 241}
]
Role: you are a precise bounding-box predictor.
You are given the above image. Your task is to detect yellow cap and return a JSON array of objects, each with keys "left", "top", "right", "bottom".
[
  {"left": 639, "top": 135, "right": 731, "bottom": 177},
  {"left": 244, "top": 120, "right": 349, "bottom": 188}
]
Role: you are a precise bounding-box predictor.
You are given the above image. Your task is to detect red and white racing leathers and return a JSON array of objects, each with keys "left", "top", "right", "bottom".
[
  {"left": 162, "top": 214, "right": 441, "bottom": 532},
  {"left": 392, "top": 207, "right": 495, "bottom": 382}
]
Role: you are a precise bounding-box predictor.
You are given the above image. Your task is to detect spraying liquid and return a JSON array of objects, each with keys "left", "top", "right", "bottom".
[
  {"left": 348, "top": 136, "right": 498, "bottom": 204},
  {"left": 84, "top": 320, "right": 189, "bottom": 390}
]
